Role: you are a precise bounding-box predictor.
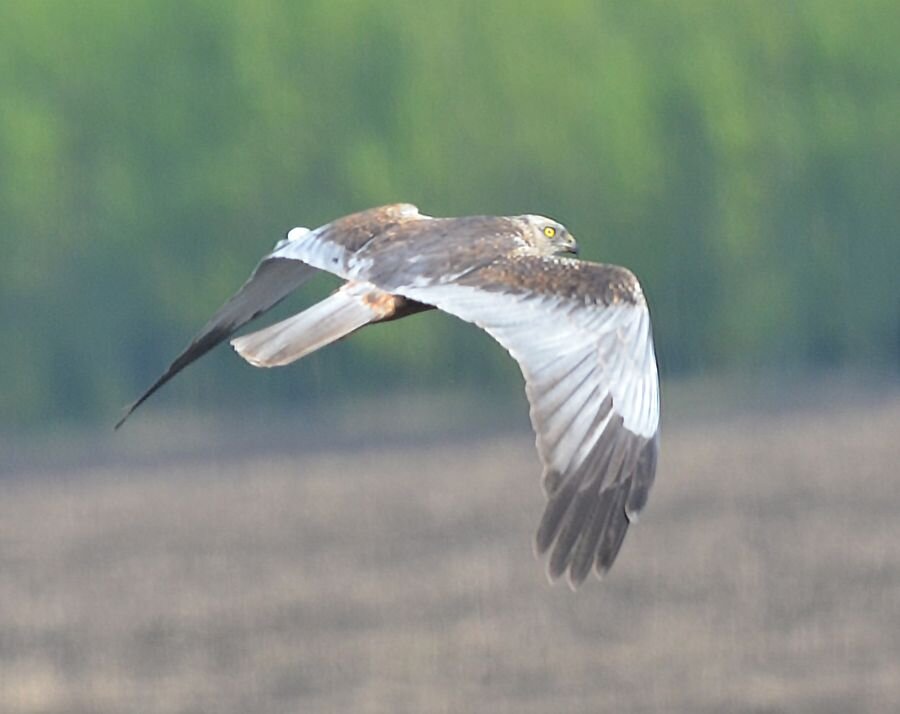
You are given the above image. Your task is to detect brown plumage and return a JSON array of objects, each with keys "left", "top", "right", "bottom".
[{"left": 117, "top": 204, "right": 660, "bottom": 588}]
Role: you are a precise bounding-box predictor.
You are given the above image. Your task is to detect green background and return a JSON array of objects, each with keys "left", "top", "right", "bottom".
[{"left": 2, "top": 1, "right": 898, "bottom": 426}]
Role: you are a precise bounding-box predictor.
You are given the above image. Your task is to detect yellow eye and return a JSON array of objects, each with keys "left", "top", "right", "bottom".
[{"left": 543, "top": 226, "right": 556, "bottom": 238}]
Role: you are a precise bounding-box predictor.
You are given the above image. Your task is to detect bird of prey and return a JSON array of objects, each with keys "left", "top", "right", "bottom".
[{"left": 117, "top": 204, "right": 660, "bottom": 588}]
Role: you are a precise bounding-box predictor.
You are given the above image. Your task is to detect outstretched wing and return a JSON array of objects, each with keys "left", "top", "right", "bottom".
[
  {"left": 389, "top": 256, "right": 660, "bottom": 587},
  {"left": 116, "top": 204, "right": 446, "bottom": 427},
  {"left": 115, "top": 250, "right": 316, "bottom": 428},
  {"left": 273, "top": 211, "right": 659, "bottom": 586}
]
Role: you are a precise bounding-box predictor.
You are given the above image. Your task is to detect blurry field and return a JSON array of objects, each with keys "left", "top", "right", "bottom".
[{"left": 2, "top": 383, "right": 899, "bottom": 713}]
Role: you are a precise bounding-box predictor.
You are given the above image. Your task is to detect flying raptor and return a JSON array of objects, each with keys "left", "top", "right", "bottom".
[{"left": 117, "top": 204, "right": 660, "bottom": 588}]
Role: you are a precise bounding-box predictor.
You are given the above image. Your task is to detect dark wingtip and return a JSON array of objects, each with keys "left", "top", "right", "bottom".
[
  {"left": 114, "top": 395, "right": 143, "bottom": 431},
  {"left": 112, "top": 370, "right": 174, "bottom": 430},
  {"left": 113, "top": 323, "right": 237, "bottom": 432},
  {"left": 112, "top": 254, "right": 317, "bottom": 433},
  {"left": 113, "top": 410, "right": 130, "bottom": 431}
]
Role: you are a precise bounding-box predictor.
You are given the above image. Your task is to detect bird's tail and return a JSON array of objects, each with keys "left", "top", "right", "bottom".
[{"left": 231, "top": 281, "right": 402, "bottom": 368}]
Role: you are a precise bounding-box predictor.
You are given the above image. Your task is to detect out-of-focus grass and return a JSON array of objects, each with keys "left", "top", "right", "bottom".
[{"left": 1, "top": 380, "right": 899, "bottom": 713}]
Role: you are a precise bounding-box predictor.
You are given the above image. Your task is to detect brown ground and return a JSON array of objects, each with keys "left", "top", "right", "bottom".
[{"left": 1, "top": 383, "right": 899, "bottom": 713}]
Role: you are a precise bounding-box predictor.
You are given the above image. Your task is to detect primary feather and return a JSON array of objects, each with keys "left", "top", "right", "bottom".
[{"left": 118, "top": 204, "right": 661, "bottom": 588}]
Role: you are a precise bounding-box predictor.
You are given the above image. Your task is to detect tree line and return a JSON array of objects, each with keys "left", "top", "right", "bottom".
[{"left": 1, "top": 0, "right": 897, "bottom": 426}]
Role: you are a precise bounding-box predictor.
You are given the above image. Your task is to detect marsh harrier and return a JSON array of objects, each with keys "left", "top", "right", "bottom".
[{"left": 117, "top": 204, "right": 660, "bottom": 588}]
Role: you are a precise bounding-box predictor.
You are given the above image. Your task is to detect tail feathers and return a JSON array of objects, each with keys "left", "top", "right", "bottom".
[{"left": 231, "top": 281, "right": 389, "bottom": 367}]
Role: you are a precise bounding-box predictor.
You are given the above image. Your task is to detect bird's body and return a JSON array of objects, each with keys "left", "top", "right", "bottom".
[{"left": 118, "top": 204, "right": 660, "bottom": 588}]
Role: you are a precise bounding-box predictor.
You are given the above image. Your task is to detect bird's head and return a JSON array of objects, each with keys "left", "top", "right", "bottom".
[{"left": 520, "top": 215, "right": 579, "bottom": 257}]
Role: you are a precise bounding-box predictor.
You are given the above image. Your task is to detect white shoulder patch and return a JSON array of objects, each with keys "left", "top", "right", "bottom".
[
  {"left": 287, "top": 226, "right": 311, "bottom": 241},
  {"left": 396, "top": 203, "right": 422, "bottom": 218},
  {"left": 270, "top": 227, "right": 310, "bottom": 252}
]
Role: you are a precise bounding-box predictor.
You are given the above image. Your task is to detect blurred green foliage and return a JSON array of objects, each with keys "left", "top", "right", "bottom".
[{"left": 1, "top": 1, "right": 898, "bottom": 426}]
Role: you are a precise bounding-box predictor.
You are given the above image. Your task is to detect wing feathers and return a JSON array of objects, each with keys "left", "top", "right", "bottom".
[
  {"left": 569, "top": 483, "right": 618, "bottom": 585},
  {"left": 535, "top": 475, "right": 580, "bottom": 554},
  {"left": 625, "top": 433, "right": 660, "bottom": 520},
  {"left": 115, "top": 257, "right": 316, "bottom": 428},
  {"left": 117, "top": 205, "right": 660, "bottom": 588},
  {"left": 595, "top": 485, "right": 631, "bottom": 575},
  {"left": 391, "top": 258, "right": 659, "bottom": 586},
  {"left": 547, "top": 485, "right": 595, "bottom": 579}
]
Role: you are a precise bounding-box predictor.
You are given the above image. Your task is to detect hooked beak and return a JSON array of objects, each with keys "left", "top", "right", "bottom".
[{"left": 558, "top": 238, "right": 579, "bottom": 257}]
